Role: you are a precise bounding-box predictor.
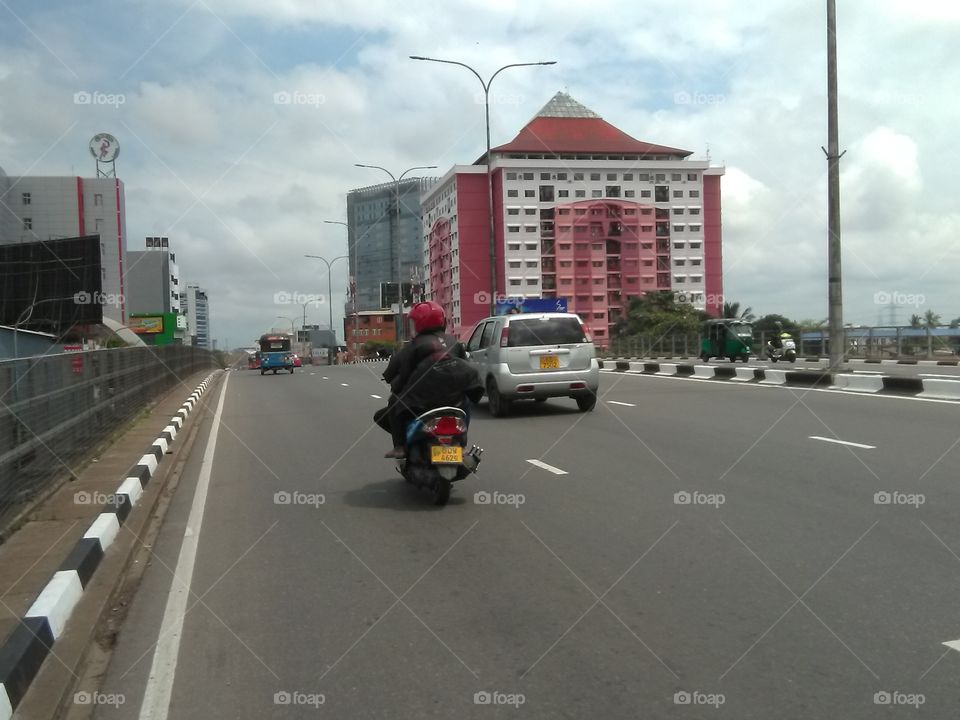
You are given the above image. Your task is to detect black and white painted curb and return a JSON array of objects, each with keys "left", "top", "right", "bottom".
[
  {"left": 0, "top": 372, "right": 219, "bottom": 720},
  {"left": 599, "top": 360, "right": 960, "bottom": 401},
  {"left": 352, "top": 357, "right": 388, "bottom": 364}
]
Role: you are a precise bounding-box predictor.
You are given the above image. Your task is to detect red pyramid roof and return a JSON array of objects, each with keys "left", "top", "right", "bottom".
[{"left": 487, "top": 92, "right": 692, "bottom": 159}]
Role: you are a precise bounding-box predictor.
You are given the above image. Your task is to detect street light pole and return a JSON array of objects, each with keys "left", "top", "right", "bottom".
[
  {"left": 324, "top": 220, "right": 357, "bottom": 357},
  {"left": 276, "top": 315, "right": 295, "bottom": 336},
  {"left": 354, "top": 164, "right": 437, "bottom": 343},
  {"left": 410, "top": 56, "right": 557, "bottom": 316},
  {"left": 303, "top": 253, "right": 348, "bottom": 342},
  {"left": 824, "top": 0, "right": 846, "bottom": 369}
]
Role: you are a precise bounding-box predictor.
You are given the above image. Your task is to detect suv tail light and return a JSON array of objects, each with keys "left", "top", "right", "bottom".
[
  {"left": 423, "top": 416, "right": 467, "bottom": 435},
  {"left": 500, "top": 326, "right": 509, "bottom": 347}
]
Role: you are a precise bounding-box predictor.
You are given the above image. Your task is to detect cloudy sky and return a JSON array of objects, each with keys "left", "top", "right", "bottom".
[{"left": 0, "top": 0, "right": 957, "bottom": 346}]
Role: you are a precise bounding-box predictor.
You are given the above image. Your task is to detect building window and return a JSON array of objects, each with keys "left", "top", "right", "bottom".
[
  {"left": 540, "top": 172, "right": 551, "bottom": 180},
  {"left": 524, "top": 189, "right": 536, "bottom": 198},
  {"left": 590, "top": 173, "right": 601, "bottom": 181},
  {"left": 524, "top": 208, "right": 536, "bottom": 215},
  {"left": 506, "top": 172, "right": 517, "bottom": 180},
  {"left": 557, "top": 172, "right": 567, "bottom": 180},
  {"left": 690, "top": 224, "right": 702, "bottom": 232},
  {"left": 606, "top": 173, "right": 617, "bottom": 181},
  {"left": 687, "top": 173, "right": 698, "bottom": 181},
  {"left": 507, "top": 189, "right": 518, "bottom": 197},
  {"left": 691, "top": 259, "right": 702, "bottom": 266},
  {"left": 673, "top": 207, "right": 684, "bottom": 215},
  {"left": 525, "top": 226, "right": 537, "bottom": 232},
  {"left": 655, "top": 173, "right": 666, "bottom": 182},
  {"left": 606, "top": 186, "right": 620, "bottom": 197},
  {"left": 23, "top": 217, "right": 32, "bottom": 230},
  {"left": 21, "top": 192, "right": 30, "bottom": 205},
  {"left": 671, "top": 173, "right": 682, "bottom": 181},
  {"left": 558, "top": 189, "right": 569, "bottom": 198},
  {"left": 575, "top": 190, "right": 586, "bottom": 198},
  {"left": 507, "top": 208, "right": 520, "bottom": 215},
  {"left": 508, "top": 242, "right": 521, "bottom": 250},
  {"left": 689, "top": 190, "right": 700, "bottom": 198},
  {"left": 638, "top": 173, "right": 650, "bottom": 181},
  {"left": 509, "top": 279, "right": 521, "bottom": 286},
  {"left": 573, "top": 172, "right": 584, "bottom": 181},
  {"left": 674, "top": 276, "right": 686, "bottom": 283},
  {"left": 673, "top": 225, "right": 684, "bottom": 232},
  {"left": 641, "top": 189, "right": 651, "bottom": 198},
  {"left": 508, "top": 225, "right": 520, "bottom": 233},
  {"left": 526, "top": 278, "right": 538, "bottom": 285},
  {"left": 526, "top": 261, "right": 538, "bottom": 268},
  {"left": 689, "top": 208, "right": 701, "bottom": 216},
  {"left": 654, "top": 186, "right": 669, "bottom": 202},
  {"left": 591, "top": 190, "right": 602, "bottom": 198},
  {"left": 525, "top": 242, "right": 538, "bottom": 250},
  {"left": 674, "top": 259, "right": 686, "bottom": 266},
  {"left": 539, "top": 185, "right": 554, "bottom": 202},
  {"left": 94, "top": 193, "right": 104, "bottom": 206},
  {"left": 624, "top": 173, "right": 634, "bottom": 181},
  {"left": 523, "top": 172, "right": 534, "bottom": 180},
  {"left": 624, "top": 190, "right": 635, "bottom": 197},
  {"left": 690, "top": 242, "right": 702, "bottom": 249}
]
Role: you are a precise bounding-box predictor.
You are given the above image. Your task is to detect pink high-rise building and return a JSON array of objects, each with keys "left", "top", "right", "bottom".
[{"left": 421, "top": 92, "right": 724, "bottom": 346}]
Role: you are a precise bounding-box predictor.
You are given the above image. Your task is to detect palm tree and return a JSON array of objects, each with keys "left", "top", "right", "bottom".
[
  {"left": 722, "top": 301, "right": 755, "bottom": 322},
  {"left": 923, "top": 310, "right": 942, "bottom": 358},
  {"left": 909, "top": 314, "right": 922, "bottom": 329}
]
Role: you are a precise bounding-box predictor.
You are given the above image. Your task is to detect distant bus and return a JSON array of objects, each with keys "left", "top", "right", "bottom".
[{"left": 257, "top": 334, "right": 294, "bottom": 375}]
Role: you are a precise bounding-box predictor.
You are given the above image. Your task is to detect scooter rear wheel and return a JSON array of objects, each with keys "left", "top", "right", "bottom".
[{"left": 432, "top": 479, "right": 451, "bottom": 506}]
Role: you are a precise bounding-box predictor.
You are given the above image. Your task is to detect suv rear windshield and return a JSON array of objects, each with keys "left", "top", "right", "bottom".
[{"left": 507, "top": 317, "right": 586, "bottom": 347}]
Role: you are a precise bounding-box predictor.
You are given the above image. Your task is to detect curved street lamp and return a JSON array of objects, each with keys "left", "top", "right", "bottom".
[{"left": 409, "top": 56, "right": 557, "bottom": 315}]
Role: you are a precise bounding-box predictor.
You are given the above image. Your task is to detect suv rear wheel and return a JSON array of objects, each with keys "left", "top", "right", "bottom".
[
  {"left": 487, "top": 378, "right": 511, "bottom": 417},
  {"left": 576, "top": 393, "right": 597, "bottom": 412}
]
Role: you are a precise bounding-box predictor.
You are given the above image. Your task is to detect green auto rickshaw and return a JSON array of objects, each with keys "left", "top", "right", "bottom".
[{"left": 699, "top": 319, "right": 753, "bottom": 362}]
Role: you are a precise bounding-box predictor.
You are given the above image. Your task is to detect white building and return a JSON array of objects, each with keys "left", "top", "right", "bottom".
[
  {"left": 126, "top": 236, "right": 181, "bottom": 315},
  {"left": 0, "top": 167, "right": 128, "bottom": 324},
  {"left": 181, "top": 283, "right": 210, "bottom": 349}
]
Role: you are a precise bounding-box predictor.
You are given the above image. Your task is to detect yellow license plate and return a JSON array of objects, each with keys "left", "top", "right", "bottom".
[
  {"left": 431, "top": 446, "right": 463, "bottom": 464},
  {"left": 539, "top": 355, "right": 560, "bottom": 369}
]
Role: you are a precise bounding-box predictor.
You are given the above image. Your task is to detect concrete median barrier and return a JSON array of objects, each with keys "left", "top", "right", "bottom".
[
  {"left": 732, "top": 367, "right": 759, "bottom": 382},
  {"left": 760, "top": 369, "right": 787, "bottom": 385},
  {"left": 918, "top": 379, "right": 960, "bottom": 400},
  {"left": 656, "top": 363, "right": 678, "bottom": 376},
  {"left": 882, "top": 376, "right": 925, "bottom": 395},
  {"left": 692, "top": 365, "right": 717, "bottom": 379},
  {"left": 833, "top": 374, "right": 884, "bottom": 393}
]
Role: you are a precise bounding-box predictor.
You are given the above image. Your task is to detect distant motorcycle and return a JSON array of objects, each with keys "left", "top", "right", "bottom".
[
  {"left": 766, "top": 336, "right": 797, "bottom": 363},
  {"left": 396, "top": 406, "right": 483, "bottom": 506}
]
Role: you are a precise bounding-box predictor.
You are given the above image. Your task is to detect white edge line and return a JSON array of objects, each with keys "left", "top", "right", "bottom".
[
  {"left": 526, "top": 459, "right": 568, "bottom": 475},
  {"left": 138, "top": 372, "right": 229, "bottom": 720},
  {"left": 809, "top": 435, "right": 876, "bottom": 449},
  {"left": 371, "top": 394, "right": 382, "bottom": 399},
  {"left": 607, "top": 400, "right": 635, "bottom": 407}
]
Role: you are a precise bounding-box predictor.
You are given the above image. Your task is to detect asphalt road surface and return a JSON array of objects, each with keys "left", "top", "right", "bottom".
[{"left": 92, "top": 363, "right": 960, "bottom": 719}]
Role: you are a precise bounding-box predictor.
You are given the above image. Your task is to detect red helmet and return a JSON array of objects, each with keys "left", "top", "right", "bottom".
[{"left": 409, "top": 301, "right": 446, "bottom": 334}]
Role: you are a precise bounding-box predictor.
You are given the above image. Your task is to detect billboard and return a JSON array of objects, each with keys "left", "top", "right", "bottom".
[
  {"left": 129, "top": 315, "right": 164, "bottom": 334},
  {"left": 495, "top": 298, "right": 568, "bottom": 315},
  {"left": 0, "top": 235, "right": 104, "bottom": 333}
]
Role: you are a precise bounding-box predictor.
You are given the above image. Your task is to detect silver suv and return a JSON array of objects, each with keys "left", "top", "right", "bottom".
[{"left": 464, "top": 312, "right": 600, "bottom": 416}]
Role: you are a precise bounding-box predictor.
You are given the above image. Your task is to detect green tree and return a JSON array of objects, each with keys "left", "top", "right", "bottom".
[
  {"left": 615, "top": 291, "right": 706, "bottom": 343},
  {"left": 797, "top": 318, "right": 827, "bottom": 331},
  {"left": 722, "top": 301, "right": 755, "bottom": 322},
  {"left": 950, "top": 317, "right": 960, "bottom": 329},
  {"left": 909, "top": 314, "right": 922, "bottom": 329},
  {"left": 753, "top": 314, "right": 798, "bottom": 335},
  {"left": 923, "top": 310, "right": 942, "bottom": 358}
]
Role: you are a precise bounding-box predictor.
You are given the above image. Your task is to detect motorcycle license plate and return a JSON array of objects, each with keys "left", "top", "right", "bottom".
[
  {"left": 539, "top": 355, "right": 560, "bottom": 369},
  {"left": 430, "top": 446, "right": 463, "bottom": 464}
]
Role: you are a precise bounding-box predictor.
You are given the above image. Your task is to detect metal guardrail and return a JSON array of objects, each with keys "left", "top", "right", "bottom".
[
  {"left": 601, "top": 327, "right": 960, "bottom": 360},
  {"left": 0, "top": 346, "right": 218, "bottom": 534}
]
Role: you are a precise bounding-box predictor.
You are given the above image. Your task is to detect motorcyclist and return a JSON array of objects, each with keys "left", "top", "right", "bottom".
[
  {"left": 376, "top": 301, "right": 482, "bottom": 458},
  {"left": 770, "top": 321, "right": 785, "bottom": 350}
]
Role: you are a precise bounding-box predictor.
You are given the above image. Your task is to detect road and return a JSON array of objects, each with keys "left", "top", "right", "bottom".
[{"left": 91, "top": 362, "right": 960, "bottom": 719}]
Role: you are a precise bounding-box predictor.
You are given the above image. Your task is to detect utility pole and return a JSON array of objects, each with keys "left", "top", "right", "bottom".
[{"left": 824, "top": 0, "right": 846, "bottom": 369}]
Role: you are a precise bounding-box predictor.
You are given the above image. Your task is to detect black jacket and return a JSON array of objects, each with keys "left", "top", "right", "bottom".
[{"left": 382, "top": 330, "right": 463, "bottom": 396}]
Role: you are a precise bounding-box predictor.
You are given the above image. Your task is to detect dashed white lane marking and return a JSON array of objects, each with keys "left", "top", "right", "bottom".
[
  {"left": 943, "top": 639, "right": 960, "bottom": 652},
  {"left": 809, "top": 435, "right": 876, "bottom": 449},
  {"left": 371, "top": 394, "right": 382, "bottom": 399},
  {"left": 341, "top": 383, "right": 349, "bottom": 387},
  {"left": 920, "top": 373, "right": 960, "bottom": 379},
  {"left": 607, "top": 400, "right": 635, "bottom": 407},
  {"left": 526, "top": 459, "right": 568, "bottom": 475},
  {"left": 322, "top": 376, "right": 329, "bottom": 379}
]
